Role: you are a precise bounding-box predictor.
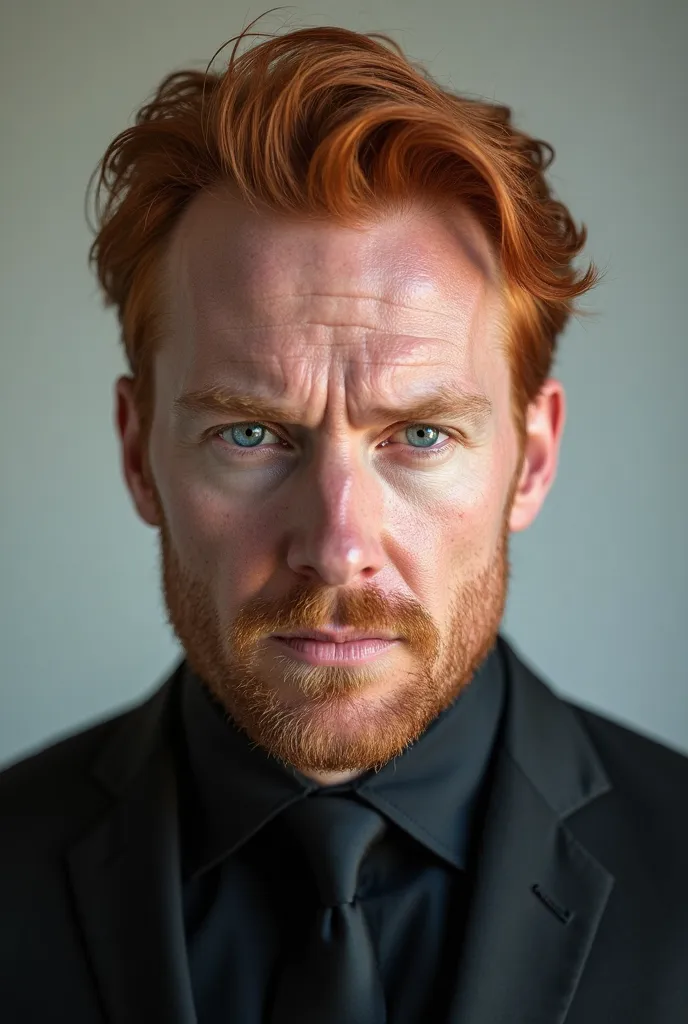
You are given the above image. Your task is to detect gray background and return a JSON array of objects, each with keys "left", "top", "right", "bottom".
[{"left": 1, "top": 0, "right": 686, "bottom": 769}]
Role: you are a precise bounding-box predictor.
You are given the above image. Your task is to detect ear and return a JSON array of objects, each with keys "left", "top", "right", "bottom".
[
  {"left": 509, "top": 378, "right": 566, "bottom": 533},
  {"left": 115, "top": 375, "right": 160, "bottom": 527}
]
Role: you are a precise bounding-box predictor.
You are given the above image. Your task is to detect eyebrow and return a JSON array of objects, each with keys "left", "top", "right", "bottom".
[{"left": 173, "top": 382, "right": 492, "bottom": 430}]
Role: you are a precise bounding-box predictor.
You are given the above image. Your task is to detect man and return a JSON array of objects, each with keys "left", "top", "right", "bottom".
[{"left": 1, "top": 19, "right": 687, "bottom": 1024}]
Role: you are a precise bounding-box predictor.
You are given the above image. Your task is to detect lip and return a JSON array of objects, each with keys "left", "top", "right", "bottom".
[
  {"left": 270, "top": 635, "right": 399, "bottom": 666},
  {"left": 271, "top": 629, "right": 399, "bottom": 643}
]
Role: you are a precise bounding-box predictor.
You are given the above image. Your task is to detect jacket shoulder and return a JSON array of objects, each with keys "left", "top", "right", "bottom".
[
  {"left": 0, "top": 656, "right": 184, "bottom": 800},
  {"left": 499, "top": 635, "right": 688, "bottom": 849},
  {"left": 0, "top": 658, "right": 182, "bottom": 853},
  {"left": 560, "top": 695, "right": 688, "bottom": 909},
  {"left": 0, "top": 702, "right": 142, "bottom": 851},
  {"left": 500, "top": 634, "right": 688, "bottom": 797},
  {"left": 567, "top": 698, "right": 688, "bottom": 809}
]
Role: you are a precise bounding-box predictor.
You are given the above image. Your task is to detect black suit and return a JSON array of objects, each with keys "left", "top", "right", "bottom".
[{"left": 2, "top": 635, "right": 688, "bottom": 1023}]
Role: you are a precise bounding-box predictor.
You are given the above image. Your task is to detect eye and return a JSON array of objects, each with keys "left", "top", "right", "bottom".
[
  {"left": 404, "top": 424, "right": 443, "bottom": 448},
  {"left": 379, "top": 423, "right": 454, "bottom": 459},
  {"left": 218, "top": 422, "right": 284, "bottom": 449}
]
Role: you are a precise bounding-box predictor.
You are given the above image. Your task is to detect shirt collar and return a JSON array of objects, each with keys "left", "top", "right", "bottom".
[{"left": 179, "top": 639, "right": 505, "bottom": 879}]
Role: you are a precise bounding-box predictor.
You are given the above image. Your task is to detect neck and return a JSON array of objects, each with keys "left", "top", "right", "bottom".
[{"left": 299, "top": 767, "right": 365, "bottom": 787}]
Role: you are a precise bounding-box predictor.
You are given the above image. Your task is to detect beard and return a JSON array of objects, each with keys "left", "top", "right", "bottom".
[{"left": 155, "top": 496, "right": 512, "bottom": 776}]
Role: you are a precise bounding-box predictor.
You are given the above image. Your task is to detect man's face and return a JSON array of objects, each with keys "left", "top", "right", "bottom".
[{"left": 118, "top": 190, "right": 561, "bottom": 778}]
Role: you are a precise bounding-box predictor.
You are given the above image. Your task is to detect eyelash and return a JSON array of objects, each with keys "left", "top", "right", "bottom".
[{"left": 211, "top": 422, "right": 459, "bottom": 461}]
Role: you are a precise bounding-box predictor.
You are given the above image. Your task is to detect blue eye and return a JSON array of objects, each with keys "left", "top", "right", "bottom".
[
  {"left": 405, "top": 424, "right": 440, "bottom": 448},
  {"left": 229, "top": 423, "right": 269, "bottom": 447}
]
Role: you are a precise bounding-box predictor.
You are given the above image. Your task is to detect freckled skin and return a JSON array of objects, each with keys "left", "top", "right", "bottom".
[{"left": 116, "top": 189, "right": 565, "bottom": 783}]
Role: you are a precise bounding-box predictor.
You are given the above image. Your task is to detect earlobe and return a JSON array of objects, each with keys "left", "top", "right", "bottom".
[
  {"left": 508, "top": 379, "right": 566, "bottom": 534},
  {"left": 115, "top": 375, "right": 161, "bottom": 528}
]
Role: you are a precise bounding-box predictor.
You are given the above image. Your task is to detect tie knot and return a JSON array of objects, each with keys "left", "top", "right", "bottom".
[{"left": 281, "top": 795, "right": 386, "bottom": 907}]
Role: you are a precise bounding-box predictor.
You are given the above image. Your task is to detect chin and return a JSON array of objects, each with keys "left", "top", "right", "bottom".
[
  {"left": 267, "top": 661, "right": 408, "bottom": 706},
  {"left": 226, "top": 673, "right": 449, "bottom": 776}
]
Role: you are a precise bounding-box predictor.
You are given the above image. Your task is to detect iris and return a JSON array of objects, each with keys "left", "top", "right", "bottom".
[
  {"left": 406, "top": 425, "right": 439, "bottom": 447},
  {"left": 231, "top": 424, "right": 268, "bottom": 447}
]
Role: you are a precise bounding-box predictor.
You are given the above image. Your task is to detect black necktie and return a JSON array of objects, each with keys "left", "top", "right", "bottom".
[{"left": 270, "top": 794, "right": 388, "bottom": 1024}]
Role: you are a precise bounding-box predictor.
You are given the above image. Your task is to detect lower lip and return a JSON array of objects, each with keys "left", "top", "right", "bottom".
[{"left": 271, "top": 636, "right": 399, "bottom": 665}]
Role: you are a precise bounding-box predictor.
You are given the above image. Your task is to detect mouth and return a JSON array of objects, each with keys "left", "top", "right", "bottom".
[{"left": 269, "top": 630, "right": 401, "bottom": 666}]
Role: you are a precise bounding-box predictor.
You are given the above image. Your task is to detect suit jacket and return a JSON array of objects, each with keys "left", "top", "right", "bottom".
[{"left": 1, "top": 635, "right": 687, "bottom": 1024}]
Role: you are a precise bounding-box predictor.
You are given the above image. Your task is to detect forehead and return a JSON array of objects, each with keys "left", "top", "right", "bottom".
[{"left": 159, "top": 189, "right": 505, "bottom": 411}]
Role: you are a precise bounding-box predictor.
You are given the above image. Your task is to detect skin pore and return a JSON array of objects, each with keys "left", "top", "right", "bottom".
[{"left": 116, "top": 188, "right": 564, "bottom": 785}]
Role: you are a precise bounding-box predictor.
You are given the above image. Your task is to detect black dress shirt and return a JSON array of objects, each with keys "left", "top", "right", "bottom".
[{"left": 175, "top": 642, "right": 506, "bottom": 1023}]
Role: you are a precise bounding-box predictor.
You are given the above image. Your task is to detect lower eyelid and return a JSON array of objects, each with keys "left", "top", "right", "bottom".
[{"left": 405, "top": 438, "right": 456, "bottom": 457}]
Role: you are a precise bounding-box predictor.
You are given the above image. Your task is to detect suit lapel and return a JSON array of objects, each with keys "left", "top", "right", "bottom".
[
  {"left": 447, "top": 639, "right": 615, "bottom": 1024},
  {"left": 66, "top": 663, "right": 196, "bottom": 1024}
]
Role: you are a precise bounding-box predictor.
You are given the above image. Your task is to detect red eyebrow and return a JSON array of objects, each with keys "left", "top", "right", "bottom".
[{"left": 173, "top": 383, "right": 492, "bottom": 429}]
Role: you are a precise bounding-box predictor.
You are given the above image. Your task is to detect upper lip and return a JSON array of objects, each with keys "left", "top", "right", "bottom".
[{"left": 272, "top": 629, "right": 399, "bottom": 643}]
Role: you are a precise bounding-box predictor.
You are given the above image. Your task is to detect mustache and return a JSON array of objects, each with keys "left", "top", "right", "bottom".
[{"left": 229, "top": 581, "right": 440, "bottom": 662}]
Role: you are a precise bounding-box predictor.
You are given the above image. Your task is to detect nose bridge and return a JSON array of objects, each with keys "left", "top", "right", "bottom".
[{"left": 286, "top": 439, "right": 386, "bottom": 585}]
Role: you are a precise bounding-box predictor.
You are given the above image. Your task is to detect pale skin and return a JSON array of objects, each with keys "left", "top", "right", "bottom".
[{"left": 116, "top": 189, "right": 565, "bottom": 785}]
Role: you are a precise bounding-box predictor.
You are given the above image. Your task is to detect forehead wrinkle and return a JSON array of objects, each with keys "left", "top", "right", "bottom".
[
  {"left": 198, "top": 328, "right": 476, "bottom": 365},
  {"left": 225, "top": 290, "right": 476, "bottom": 326},
  {"left": 195, "top": 277, "right": 493, "bottom": 357},
  {"left": 195, "top": 292, "right": 485, "bottom": 343},
  {"left": 191, "top": 313, "right": 489, "bottom": 418}
]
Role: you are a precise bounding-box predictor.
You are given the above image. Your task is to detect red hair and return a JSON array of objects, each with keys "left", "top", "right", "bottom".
[{"left": 87, "top": 19, "right": 598, "bottom": 438}]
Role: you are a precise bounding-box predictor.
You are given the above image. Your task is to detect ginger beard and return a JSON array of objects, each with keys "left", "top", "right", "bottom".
[{"left": 153, "top": 484, "right": 513, "bottom": 775}]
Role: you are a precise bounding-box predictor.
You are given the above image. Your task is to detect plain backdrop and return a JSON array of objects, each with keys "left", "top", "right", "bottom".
[{"left": 1, "top": 0, "right": 687, "bottom": 769}]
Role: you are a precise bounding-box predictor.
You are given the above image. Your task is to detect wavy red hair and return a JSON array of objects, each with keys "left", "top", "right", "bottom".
[{"left": 87, "top": 19, "right": 598, "bottom": 440}]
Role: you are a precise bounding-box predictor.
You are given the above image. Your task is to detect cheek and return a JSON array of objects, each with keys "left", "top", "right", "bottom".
[
  {"left": 156, "top": 468, "right": 282, "bottom": 599},
  {"left": 384, "top": 450, "right": 510, "bottom": 618}
]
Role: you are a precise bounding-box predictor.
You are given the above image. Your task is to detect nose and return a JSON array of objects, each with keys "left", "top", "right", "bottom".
[{"left": 285, "top": 446, "right": 387, "bottom": 586}]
